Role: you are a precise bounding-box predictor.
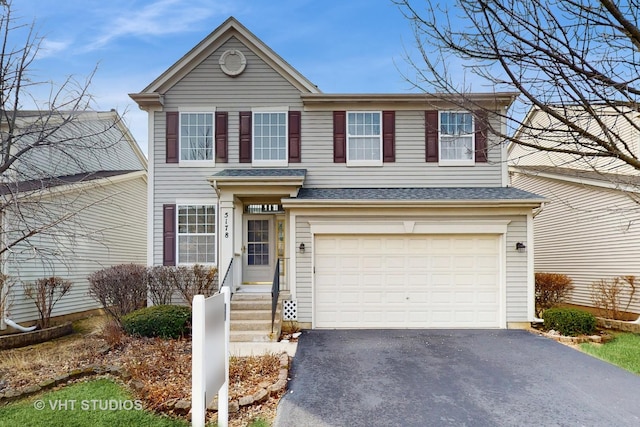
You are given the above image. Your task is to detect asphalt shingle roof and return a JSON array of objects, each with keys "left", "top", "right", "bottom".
[
  {"left": 213, "top": 169, "right": 307, "bottom": 177},
  {"left": 294, "top": 187, "right": 543, "bottom": 200}
]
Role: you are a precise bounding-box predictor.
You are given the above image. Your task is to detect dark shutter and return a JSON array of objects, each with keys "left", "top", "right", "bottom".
[
  {"left": 239, "top": 111, "right": 252, "bottom": 163},
  {"left": 425, "top": 110, "right": 438, "bottom": 162},
  {"left": 215, "top": 112, "right": 228, "bottom": 163},
  {"left": 333, "top": 111, "right": 346, "bottom": 163},
  {"left": 163, "top": 204, "right": 176, "bottom": 266},
  {"left": 382, "top": 111, "right": 395, "bottom": 162},
  {"left": 166, "top": 112, "right": 179, "bottom": 163},
  {"left": 474, "top": 110, "right": 489, "bottom": 163},
  {"left": 288, "top": 111, "right": 301, "bottom": 163}
]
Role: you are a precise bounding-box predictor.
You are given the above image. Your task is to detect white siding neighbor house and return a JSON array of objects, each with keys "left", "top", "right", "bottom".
[
  {"left": 509, "top": 106, "right": 640, "bottom": 314},
  {"left": 0, "top": 110, "right": 148, "bottom": 330},
  {"left": 131, "top": 17, "right": 543, "bottom": 329}
]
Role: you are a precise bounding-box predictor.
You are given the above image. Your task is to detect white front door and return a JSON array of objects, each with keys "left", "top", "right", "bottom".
[{"left": 242, "top": 215, "right": 275, "bottom": 284}]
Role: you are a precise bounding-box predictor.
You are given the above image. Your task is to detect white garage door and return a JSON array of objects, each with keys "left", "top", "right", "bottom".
[{"left": 314, "top": 235, "right": 501, "bottom": 328}]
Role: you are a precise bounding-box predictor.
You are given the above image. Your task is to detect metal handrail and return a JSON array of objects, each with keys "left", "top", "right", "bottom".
[
  {"left": 220, "top": 258, "right": 234, "bottom": 294},
  {"left": 271, "top": 259, "right": 280, "bottom": 333}
]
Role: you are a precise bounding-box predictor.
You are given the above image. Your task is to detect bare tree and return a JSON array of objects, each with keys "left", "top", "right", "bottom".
[
  {"left": 394, "top": 0, "right": 640, "bottom": 171},
  {"left": 0, "top": 1, "right": 130, "bottom": 324}
]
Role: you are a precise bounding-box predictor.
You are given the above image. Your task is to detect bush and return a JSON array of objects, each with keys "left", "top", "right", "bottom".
[
  {"left": 535, "top": 272, "right": 574, "bottom": 316},
  {"left": 542, "top": 308, "right": 596, "bottom": 336},
  {"left": 170, "top": 264, "right": 218, "bottom": 306},
  {"left": 147, "top": 266, "right": 176, "bottom": 306},
  {"left": 591, "top": 276, "right": 638, "bottom": 320},
  {"left": 88, "top": 264, "right": 147, "bottom": 323},
  {"left": 23, "top": 277, "right": 72, "bottom": 328},
  {"left": 121, "top": 305, "right": 191, "bottom": 339}
]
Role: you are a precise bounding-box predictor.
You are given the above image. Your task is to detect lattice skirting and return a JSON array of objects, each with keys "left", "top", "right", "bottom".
[{"left": 283, "top": 300, "right": 297, "bottom": 320}]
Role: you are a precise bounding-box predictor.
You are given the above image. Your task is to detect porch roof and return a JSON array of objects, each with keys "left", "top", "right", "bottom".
[
  {"left": 209, "top": 169, "right": 306, "bottom": 197},
  {"left": 284, "top": 187, "right": 545, "bottom": 207}
]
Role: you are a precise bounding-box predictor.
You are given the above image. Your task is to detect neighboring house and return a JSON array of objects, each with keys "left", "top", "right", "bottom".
[
  {"left": 130, "top": 17, "right": 543, "bottom": 329},
  {"left": 509, "top": 106, "right": 640, "bottom": 314},
  {"left": 0, "top": 110, "right": 148, "bottom": 330}
]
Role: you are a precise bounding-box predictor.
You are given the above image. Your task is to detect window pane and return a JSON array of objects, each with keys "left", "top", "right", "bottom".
[
  {"left": 253, "top": 112, "right": 286, "bottom": 161},
  {"left": 440, "top": 112, "right": 473, "bottom": 160},
  {"left": 177, "top": 204, "right": 216, "bottom": 264},
  {"left": 180, "top": 113, "right": 214, "bottom": 161},
  {"left": 346, "top": 112, "right": 381, "bottom": 162}
]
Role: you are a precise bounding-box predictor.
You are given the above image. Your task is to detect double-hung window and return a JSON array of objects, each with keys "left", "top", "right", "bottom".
[
  {"left": 177, "top": 204, "right": 216, "bottom": 264},
  {"left": 253, "top": 111, "right": 287, "bottom": 166},
  {"left": 347, "top": 111, "right": 382, "bottom": 166},
  {"left": 180, "top": 112, "right": 214, "bottom": 163},
  {"left": 439, "top": 111, "right": 474, "bottom": 164}
]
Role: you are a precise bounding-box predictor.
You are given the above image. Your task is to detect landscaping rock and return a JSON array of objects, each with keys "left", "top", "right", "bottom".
[
  {"left": 21, "top": 384, "right": 41, "bottom": 395},
  {"left": 253, "top": 388, "right": 269, "bottom": 403},
  {"left": 54, "top": 374, "right": 70, "bottom": 385},
  {"left": 238, "top": 395, "right": 254, "bottom": 407},
  {"left": 279, "top": 353, "right": 289, "bottom": 367},
  {"left": 129, "top": 379, "right": 145, "bottom": 391},
  {"left": 278, "top": 368, "right": 288, "bottom": 380},
  {"left": 229, "top": 400, "right": 240, "bottom": 413},
  {"left": 207, "top": 396, "right": 218, "bottom": 411},
  {"left": 173, "top": 400, "right": 191, "bottom": 415},
  {"left": 38, "top": 379, "right": 56, "bottom": 390},
  {"left": 269, "top": 379, "right": 287, "bottom": 394}
]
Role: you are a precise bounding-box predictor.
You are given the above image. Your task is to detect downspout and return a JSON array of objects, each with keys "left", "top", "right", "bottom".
[{"left": 4, "top": 317, "right": 37, "bottom": 332}]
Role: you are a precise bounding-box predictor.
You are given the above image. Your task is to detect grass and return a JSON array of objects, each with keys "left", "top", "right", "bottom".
[
  {"left": 580, "top": 332, "right": 640, "bottom": 374},
  {"left": 0, "top": 379, "right": 188, "bottom": 427}
]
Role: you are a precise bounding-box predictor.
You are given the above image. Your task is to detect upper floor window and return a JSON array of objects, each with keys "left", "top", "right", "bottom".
[
  {"left": 180, "top": 112, "right": 214, "bottom": 162},
  {"left": 253, "top": 112, "right": 287, "bottom": 166},
  {"left": 347, "top": 111, "right": 382, "bottom": 166},
  {"left": 177, "top": 204, "right": 216, "bottom": 264},
  {"left": 439, "top": 111, "right": 474, "bottom": 164}
]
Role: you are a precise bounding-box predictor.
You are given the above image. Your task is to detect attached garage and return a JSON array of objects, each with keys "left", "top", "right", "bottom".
[{"left": 314, "top": 234, "right": 502, "bottom": 328}]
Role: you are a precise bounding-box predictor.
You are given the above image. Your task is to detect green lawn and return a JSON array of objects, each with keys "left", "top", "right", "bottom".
[
  {"left": 0, "top": 379, "right": 188, "bottom": 427},
  {"left": 580, "top": 332, "right": 640, "bottom": 374}
]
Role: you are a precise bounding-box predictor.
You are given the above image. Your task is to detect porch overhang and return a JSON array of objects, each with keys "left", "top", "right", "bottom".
[{"left": 208, "top": 169, "right": 306, "bottom": 198}]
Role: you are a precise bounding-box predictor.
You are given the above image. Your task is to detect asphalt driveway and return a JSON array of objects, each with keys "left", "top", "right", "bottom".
[{"left": 274, "top": 329, "right": 640, "bottom": 427}]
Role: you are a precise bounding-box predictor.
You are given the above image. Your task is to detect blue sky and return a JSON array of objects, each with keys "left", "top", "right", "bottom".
[{"left": 15, "top": 0, "right": 432, "bottom": 155}]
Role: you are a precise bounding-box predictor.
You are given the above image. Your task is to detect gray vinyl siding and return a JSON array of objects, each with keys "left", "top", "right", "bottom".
[
  {"left": 293, "top": 214, "right": 530, "bottom": 324},
  {"left": 505, "top": 216, "right": 529, "bottom": 322},
  {"left": 5, "top": 175, "right": 147, "bottom": 324},
  {"left": 513, "top": 173, "right": 640, "bottom": 314}
]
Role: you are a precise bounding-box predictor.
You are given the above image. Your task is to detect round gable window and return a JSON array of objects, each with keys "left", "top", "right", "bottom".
[{"left": 219, "top": 49, "right": 247, "bottom": 76}]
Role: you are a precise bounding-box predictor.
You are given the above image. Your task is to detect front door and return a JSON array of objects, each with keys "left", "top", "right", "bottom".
[{"left": 242, "top": 215, "right": 274, "bottom": 284}]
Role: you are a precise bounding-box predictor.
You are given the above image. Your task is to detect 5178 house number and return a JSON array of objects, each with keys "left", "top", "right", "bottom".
[{"left": 224, "top": 212, "right": 229, "bottom": 238}]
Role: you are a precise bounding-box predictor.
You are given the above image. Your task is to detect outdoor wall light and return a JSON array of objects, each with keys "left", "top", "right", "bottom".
[
  {"left": 516, "top": 242, "right": 527, "bottom": 253},
  {"left": 299, "top": 242, "right": 305, "bottom": 254}
]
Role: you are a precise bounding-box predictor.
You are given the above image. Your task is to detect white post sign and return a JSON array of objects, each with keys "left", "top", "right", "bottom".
[{"left": 192, "top": 287, "right": 230, "bottom": 427}]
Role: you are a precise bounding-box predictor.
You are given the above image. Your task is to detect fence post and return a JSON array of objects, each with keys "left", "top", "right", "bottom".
[{"left": 218, "top": 286, "right": 230, "bottom": 425}]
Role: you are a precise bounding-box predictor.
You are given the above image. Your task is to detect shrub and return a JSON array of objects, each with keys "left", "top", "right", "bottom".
[
  {"left": 535, "top": 272, "right": 574, "bottom": 316},
  {"left": 169, "top": 264, "right": 218, "bottom": 306},
  {"left": 147, "top": 266, "right": 176, "bottom": 306},
  {"left": 88, "top": 264, "right": 147, "bottom": 323},
  {"left": 542, "top": 308, "right": 596, "bottom": 336},
  {"left": 23, "top": 277, "right": 72, "bottom": 328},
  {"left": 121, "top": 305, "right": 191, "bottom": 339},
  {"left": 591, "top": 276, "right": 638, "bottom": 320},
  {"left": 100, "top": 319, "right": 125, "bottom": 349}
]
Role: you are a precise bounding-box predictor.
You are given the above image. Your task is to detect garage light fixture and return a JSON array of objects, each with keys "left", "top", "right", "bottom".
[
  {"left": 515, "top": 242, "right": 526, "bottom": 253},
  {"left": 299, "top": 242, "right": 305, "bottom": 254}
]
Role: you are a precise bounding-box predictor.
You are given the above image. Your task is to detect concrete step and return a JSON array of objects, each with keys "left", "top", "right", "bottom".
[
  {"left": 230, "top": 330, "right": 279, "bottom": 342},
  {"left": 230, "top": 319, "right": 280, "bottom": 331},
  {"left": 230, "top": 309, "right": 272, "bottom": 321},
  {"left": 231, "top": 300, "right": 272, "bottom": 311}
]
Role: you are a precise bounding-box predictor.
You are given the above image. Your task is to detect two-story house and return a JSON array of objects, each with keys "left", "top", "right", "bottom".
[{"left": 130, "top": 17, "right": 543, "bottom": 330}]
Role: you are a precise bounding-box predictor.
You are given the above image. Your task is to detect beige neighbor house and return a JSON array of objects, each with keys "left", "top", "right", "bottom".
[
  {"left": 130, "top": 17, "right": 544, "bottom": 332},
  {"left": 509, "top": 105, "right": 640, "bottom": 315},
  {"left": 0, "top": 110, "right": 147, "bottom": 331}
]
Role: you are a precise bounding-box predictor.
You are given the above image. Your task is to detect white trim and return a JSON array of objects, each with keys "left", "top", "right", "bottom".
[
  {"left": 288, "top": 211, "right": 297, "bottom": 301},
  {"left": 178, "top": 110, "right": 216, "bottom": 166},
  {"left": 438, "top": 111, "right": 475, "bottom": 165},
  {"left": 308, "top": 219, "right": 511, "bottom": 235},
  {"left": 178, "top": 106, "right": 217, "bottom": 113},
  {"left": 501, "top": 105, "right": 509, "bottom": 186},
  {"left": 499, "top": 233, "right": 507, "bottom": 328},
  {"left": 346, "top": 111, "right": 383, "bottom": 167},
  {"left": 251, "top": 106, "right": 290, "bottom": 112},
  {"left": 251, "top": 111, "right": 288, "bottom": 167},
  {"left": 147, "top": 108, "right": 158, "bottom": 266},
  {"left": 175, "top": 201, "right": 218, "bottom": 266}
]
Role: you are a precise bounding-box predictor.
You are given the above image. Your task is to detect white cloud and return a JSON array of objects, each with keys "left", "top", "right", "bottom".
[
  {"left": 86, "top": 0, "right": 233, "bottom": 51},
  {"left": 37, "top": 39, "right": 72, "bottom": 59}
]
